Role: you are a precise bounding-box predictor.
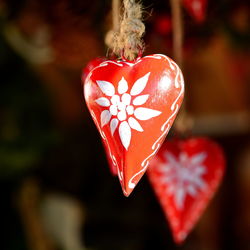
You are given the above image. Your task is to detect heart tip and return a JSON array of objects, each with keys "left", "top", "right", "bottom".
[
  {"left": 174, "top": 239, "right": 185, "bottom": 245},
  {"left": 121, "top": 181, "right": 137, "bottom": 197},
  {"left": 173, "top": 232, "right": 187, "bottom": 245},
  {"left": 122, "top": 187, "right": 133, "bottom": 197}
]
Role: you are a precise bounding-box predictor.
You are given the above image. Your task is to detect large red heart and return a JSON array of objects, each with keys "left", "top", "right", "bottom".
[
  {"left": 82, "top": 57, "right": 118, "bottom": 176},
  {"left": 84, "top": 54, "right": 184, "bottom": 196},
  {"left": 148, "top": 137, "right": 225, "bottom": 243},
  {"left": 183, "top": 0, "right": 207, "bottom": 23}
]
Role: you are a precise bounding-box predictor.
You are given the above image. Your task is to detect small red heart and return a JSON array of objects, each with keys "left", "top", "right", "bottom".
[
  {"left": 183, "top": 0, "right": 207, "bottom": 23},
  {"left": 82, "top": 58, "right": 118, "bottom": 176},
  {"left": 84, "top": 54, "right": 184, "bottom": 196},
  {"left": 148, "top": 137, "right": 225, "bottom": 243}
]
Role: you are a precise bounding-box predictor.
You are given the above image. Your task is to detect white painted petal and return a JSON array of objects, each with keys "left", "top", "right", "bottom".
[
  {"left": 101, "top": 110, "right": 111, "bottom": 127},
  {"left": 95, "top": 97, "right": 110, "bottom": 107},
  {"left": 165, "top": 152, "right": 178, "bottom": 165},
  {"left": 118, "top": 77, "right": 128, "bottom": 94},
  {"left": 190, "top": 152, "right": 207, "bottom": 165},
  {"left": 109, "top": 105, "right": 118, "bottom": 116},
  {"left": 117, "top": 110, "right": 127, "bottom": 121},
  {"left": 117, "top": 102, "right": 126, "bottom": 111},
  {"left": 121, "top": 93, "right": 131, "bottom": 105},
  {"left": 180, "top": 153, "right": 188, "bottom": 163},
  {"left": 126, "top": 105, "right": 134, "bottom": 115},
  {"left": 175, "top": 188, "right": 185, "bottom": 210},
  {"left": 133, "top": 94, "right": 149, "bottom": 105},
  {"left": 128, "top": 117, "right": 143, "bottom": 132},
  {"left": 193, "top": 166, "right": 206, "bottom": 175},
  {"left": 130, "top": 72, "right": 151, "bottom": 96},
  {"left": 193, "top": 178, "right": 207, "bottom": 189},
  {"left": 111, "top": 95, "right": 120, "bottom": 105},
  {"left": 96, "top": 80, "right": 115, "bottom": 96},
  {"left": 134, "top": 107, "right": 161, "bottom": 120},
  {"left": 119, "top": 121, "right": 131, "bottom": 150},
  {"left": 187, "top": 185, "right": 197, "bottom": 196},
  {"left": 110, "top": 118, "right": 118, "bottom": 135},
  {"left": 159, "top": 163, "right": 172, "bottom": 173}
]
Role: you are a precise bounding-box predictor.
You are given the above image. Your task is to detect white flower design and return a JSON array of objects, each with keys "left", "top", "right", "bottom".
[
  {"left": 158, "top": 152, "right": 207, "bottom": 210},
  {"left": 95, "top": 72, "right": 162, "bottom": 150}
]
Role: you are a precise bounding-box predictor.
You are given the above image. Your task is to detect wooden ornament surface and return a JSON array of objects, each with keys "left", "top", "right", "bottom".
[{"left": 84, "top": 54, "right": 184, "bottom": 196}]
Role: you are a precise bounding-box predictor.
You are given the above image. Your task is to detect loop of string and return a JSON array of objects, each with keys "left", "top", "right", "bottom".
[
  {"left": 105, "top": 0, "right": 120, "bottom": 51},
  {"left": 106, "top": 0, "right": 145, "bottom": 61}
]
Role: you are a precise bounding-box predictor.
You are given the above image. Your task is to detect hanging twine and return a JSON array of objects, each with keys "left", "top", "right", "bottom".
[
  {"left": 106, "top": 0, "right": 145, "bottom": 61},
  {"left": 170, "top": 0, "right": 183, "bottom": 67},
  {"left": 105, "top": 0, "right": 120, "bottom": 51},
  {"left": 170, "top": 0, "right": 194, "bottom": 134}
]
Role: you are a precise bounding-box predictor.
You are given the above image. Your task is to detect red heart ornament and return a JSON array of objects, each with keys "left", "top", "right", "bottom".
[
  {"left": 183, "top": 0, "right": 207, "bottom": 23},
  {"left": 82, "top": 58, "right": 118, "bottom": 176},
  {"left": 148, "top": 137, "right": 225, "bottom": 243},
  {"left": 84, "top": 54, "right": 184, "bottom": 196}
]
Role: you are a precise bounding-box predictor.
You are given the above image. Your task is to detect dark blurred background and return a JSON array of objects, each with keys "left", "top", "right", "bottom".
[{"left": 0, "top": 0, "right": 249, "bottom": 249}]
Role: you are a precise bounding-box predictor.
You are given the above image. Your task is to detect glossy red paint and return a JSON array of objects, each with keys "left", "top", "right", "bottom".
[
  {"left": 82, "top": 57, "right": 118, "bottom": 176},
  {"left": 83, "top": 54, "right": 184, "bottom": 196}
]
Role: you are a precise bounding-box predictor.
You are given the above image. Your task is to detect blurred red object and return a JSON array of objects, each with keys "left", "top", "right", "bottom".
[
  {"left": 183, "top": 0, "right": 207, "bottom": 23},
  {"left": 82, "top": 57, "right": 106, "bottom": 83},
  {"left": 154, "top": 15, "right": 172, "bottom": 36},
  {"left": 148, "top": 137, "right": 225, "bottom": 244}
]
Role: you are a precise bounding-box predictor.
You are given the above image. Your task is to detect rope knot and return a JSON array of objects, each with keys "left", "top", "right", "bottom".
[{"left": 108, "top": 0, "right": 145, "bottom": 60}]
